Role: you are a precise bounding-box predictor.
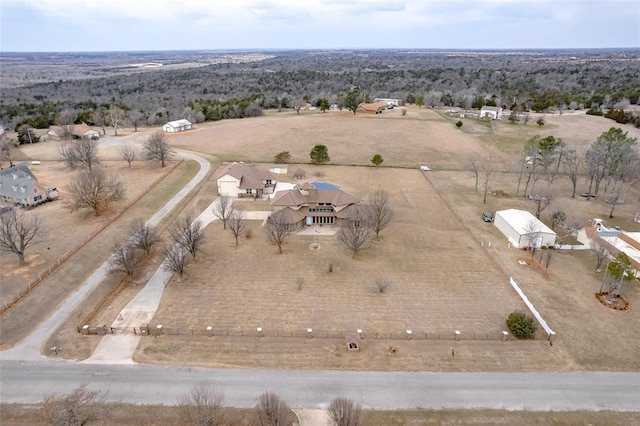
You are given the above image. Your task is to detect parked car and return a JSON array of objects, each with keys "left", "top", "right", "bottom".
[{"left": 482, "top": 212, "right": 493, "bottom": 222}]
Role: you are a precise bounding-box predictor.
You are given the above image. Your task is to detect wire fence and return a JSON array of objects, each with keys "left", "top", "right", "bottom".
[
  {"left": 0, "top": 161, "right": 183, "bottom": 316},
  {"left": 79, "top": 324, "right": 512, "bottom": 341}
]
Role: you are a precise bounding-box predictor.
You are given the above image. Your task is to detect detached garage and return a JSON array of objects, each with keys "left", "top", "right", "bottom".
[{"left": 494, "top": 209, "right": 557, "bottom": 249}]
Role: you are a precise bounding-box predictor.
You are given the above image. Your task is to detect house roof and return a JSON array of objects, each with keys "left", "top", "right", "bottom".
[
  {"left": 0, "top": 162, "right": 38, "bottom": 201},
  {"left": 495, "top": 209, "right": 556, "bottom": 236},
  {"left": 481, "top": 106, "right": 502, "bottom": 112},
  {"left": 164, "top": 119, "right": 192, "bottom": 128},
  {"left": 272, "top": 185, "right": 361, "bottom": 208},
  {"left": 357, "top": 102, "right": 387, "bottom": 112},
  {"left": 216, "top": 163, "right": 277, "bottom": 189},
  {"left": 600, "top": 232, "right": 640, "bottom": 271}
]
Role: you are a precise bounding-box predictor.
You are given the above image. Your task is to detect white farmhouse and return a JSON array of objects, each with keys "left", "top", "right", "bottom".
[
  {"left": 480, "top": 106, "right": 503, "bottom": 120},
  {"left": 494, "top": 209, "right": 556, "bottom": 248},
  {"left": 162, "top": 119, "right": 192, "bottom": 133}
]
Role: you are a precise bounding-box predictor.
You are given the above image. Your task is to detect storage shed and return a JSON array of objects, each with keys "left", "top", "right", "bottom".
[
  {"left": 162, "top": 119, "right": 192, "bottom": 133},
  {"left": 494, "top": 209, "right": 556, "bottom": 249}
]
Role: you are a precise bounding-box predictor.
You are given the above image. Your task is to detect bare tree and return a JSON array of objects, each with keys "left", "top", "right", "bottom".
[
  {"left": 562, "top": 146, "right": 581, "bottom": 198},
  {"left": 212, "top": 196, "right": 233, "bottom": 230},
  {"left": 131, "top": 220, "right": 160, "bottom": 256},
  {"left": 58, "top": 142, "right": 79, "bottom": 169},
  {"left": 480, "top": 154, "right": 494, "bottom": 204},
  {"left": 74, "top": 138, "right": 100, "bottom": 172},
  {"left": 531, "top": 193, "right": 551, "bottom": 219},
  {"left": 108, "top": 241, "right": 141, "bottom": 278},
  {"left": 120, "top": 144, "right": 138, "bottom": 168},
  {"left": 255, "top": 391, "right": 290, "bottom": 426},
  {"left": 367, "top": 189, "right": 392, "bottom": 240},
  {"left": 593, "top": 243, "right": 610, "bottom": 272},
  {"left": 0, "top": 133, "right": 15, "bottom": 166},
  {"left": 41, "top": 383, "right": 110, "bottom": 426},
  {"left": 177, "top": 382, "right": 225, "bottom": 426},
  {"left": 524, "top": 219, "right": 541, "bottom": 259},
  {"left": 228, "top": 209, "right": 247, "bottom": 247},
  {"left": 56, "top": 108, "right": 76, "bottom": 139},
  {"left": 551, "top": 211, "right": 566, "bottom": 231},
  {"left": 144, "top": 131, "right": 173, "bottom": 167},
  {"left": 65, "top": 168, "right": 124, "bottom": 216},
  {"left": 107, "top": 104, "right": 126, "bottom": 136},
  {"left": 265, "top": 209, "right": 291, "bottom": 254},
  {"left": 328, "top": 397, "right": 362, "bottom": 426},
  {"left": 605, "top": 156, "right": 639, "bottom": 218},
  {"left": 0, "top": 209, "right": 42, "bottom": 265},
  {"left": 338, "top": 205, "right": 373, "bottom": 256},
  {"left": 162, "top": 245, "right": 189, "bottom": 277},
  {"left": 92, "top": 107, "right": 109, "bottom": 136},
  {"left": 127, "top": 109, "right": 146, "bottom": 132},
  {"left": 468, "top": 155, "right": 481, "bottom": 192},
  {"left": 170, "top": 214, "right": 205, "bottom": 260}
]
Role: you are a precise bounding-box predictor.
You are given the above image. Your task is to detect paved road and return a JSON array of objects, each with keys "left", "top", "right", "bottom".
[{"left": 1, "top": 361, "right": 639, "bottom": 410}]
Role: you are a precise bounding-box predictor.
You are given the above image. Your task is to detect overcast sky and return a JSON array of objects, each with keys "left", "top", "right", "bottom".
[{"left": 1, "top": 0, "right": 639, "bottom": 52}]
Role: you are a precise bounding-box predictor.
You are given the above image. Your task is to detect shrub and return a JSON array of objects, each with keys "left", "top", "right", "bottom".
[
  {"left": 455, "top": 120, "right": 463, "bottom": 128},
  {"left": 506, "top": 310, "right": 537, "bottom": 339}
]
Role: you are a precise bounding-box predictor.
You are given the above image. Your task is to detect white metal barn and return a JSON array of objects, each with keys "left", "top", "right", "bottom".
[
  {"left": 494, "top": 209, "right": 557, "bottom": 248},
  {"left": 162, "top": 119, "right": 192, "bottom": 133}
]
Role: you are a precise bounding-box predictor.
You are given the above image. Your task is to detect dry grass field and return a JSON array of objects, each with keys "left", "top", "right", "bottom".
[
  {"left": 132, "top": 108, "right": 640, "bottom": 372},
  {"left": 4, "top": 107, "right": 639, "bottom": 374}
]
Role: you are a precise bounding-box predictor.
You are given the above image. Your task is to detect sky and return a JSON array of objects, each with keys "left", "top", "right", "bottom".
[{"left": 1, "top": 0, "right": 639, "bottom": 52}]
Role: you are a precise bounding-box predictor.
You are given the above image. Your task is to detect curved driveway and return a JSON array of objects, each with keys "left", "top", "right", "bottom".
[{"left": 0, "top": 147, "right": 209, "bottom": 362}]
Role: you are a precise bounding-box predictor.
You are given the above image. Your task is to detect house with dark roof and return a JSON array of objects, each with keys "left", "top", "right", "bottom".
[
  {"left": 216, "top": 163, "right": 277, "bottom": 198},
  {"left": 270, "top": 181, "right": 362, "bottom": 229},
  {"left": 0, "top": 162, "right": 57, "bottom": 208}
]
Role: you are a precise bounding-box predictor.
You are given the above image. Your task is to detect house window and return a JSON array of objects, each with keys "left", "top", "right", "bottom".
[
  {"left": 265, "top": 179, "right": 272, "bottom": 185},
  {"left": 246, "top": 189, "right": 252, "bottom": 194}
]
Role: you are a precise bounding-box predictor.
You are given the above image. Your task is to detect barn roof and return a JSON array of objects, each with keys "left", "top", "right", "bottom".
[{"left": 495, "top": 209, "right": 556, "bottom": 236}]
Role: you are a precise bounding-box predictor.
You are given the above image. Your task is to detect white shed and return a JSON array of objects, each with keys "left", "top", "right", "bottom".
[
  {"left": 162, "top": 119, "right": 192, "bottom": 133},
  {"left": 494, "top": 209, "right": 556, "bottom": 249},
  {"left": 480, "top": 106, "right": 503, "bottom": 120}
]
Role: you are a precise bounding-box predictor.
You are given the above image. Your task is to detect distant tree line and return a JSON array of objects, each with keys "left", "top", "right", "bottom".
[{"left": 1, "top": 49, "right": 639, "bottom": 131}]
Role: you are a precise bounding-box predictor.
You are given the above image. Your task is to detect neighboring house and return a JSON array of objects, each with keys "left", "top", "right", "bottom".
[
  {"left": 268, "top": 164, "right": 288, "bottom": 175},
  {"left": 373, "top": 98, "right": 401, "bottom": 107},
  {"left": 597, "top": 232, "right": 640, "bottom": 278},
  {"left": 216, "top": 163, "right": 277, "bottom": 197},
  {"left": 494, "top": 209, "right": 557, "bottom": 248},
  {"left": 356, "top": 102, "right": 387, "bottom": 114},
  {"left": 162, "top": 119, "right": 192, "bottom": 133},
  {"left": 48, "top": 123, "right": 99, "bottom": 140},
  {"left": 271, "top": 181, "right": 362, "bottom": 229},
  {"left": 480, "top": 106, "right": 503, "bottom": 120},
  {"left": 0, "top": 162, "right": 57, "bottom": 208}
]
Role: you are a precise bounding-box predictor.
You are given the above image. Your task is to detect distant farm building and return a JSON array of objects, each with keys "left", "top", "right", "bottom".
[
  {"left": 0, "top": 162, "right": 57, "bottom": 208},
  {"left": 162, "top": 119, "right": 192, "bottom": 133},
  {"left": 494, "top": 209, "right": 556, "bottom": 248},
  {"left": 373, "top": 98, "right": 401, "bottom": 107},
  {"left": 48, "top": 123, "right": 99, "bottom": 140},
  {"left": 357, "top": 102, "right": 387, "bottom": 114},
  {"left": 268, "top": 164, "right": 289, "bottom": 175},
  {"left": 216, "top": 163, "right": 277, "bottom": 198},
  {"left": 480, "top": 106, "right": 503, "bottom": 120}
]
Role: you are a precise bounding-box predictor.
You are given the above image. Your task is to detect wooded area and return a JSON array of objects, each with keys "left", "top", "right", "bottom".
[{"left": 1, "top": 49, "right": 639, "bottom": 131}]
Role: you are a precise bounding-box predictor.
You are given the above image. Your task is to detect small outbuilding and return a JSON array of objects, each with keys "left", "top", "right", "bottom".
[
  {"left": 494, "top": 209, "right": 557, "bottom": 249},
  {"left": 162, "top": 119, "right": 192, "bottom": 133},
  {"left": 480, "top": 106, "right": 503, "bottom": 120}
]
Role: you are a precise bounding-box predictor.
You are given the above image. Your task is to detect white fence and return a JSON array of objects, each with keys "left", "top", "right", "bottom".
[{"left": 509, "top": 277, "right": 556, "bottom": 338}]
